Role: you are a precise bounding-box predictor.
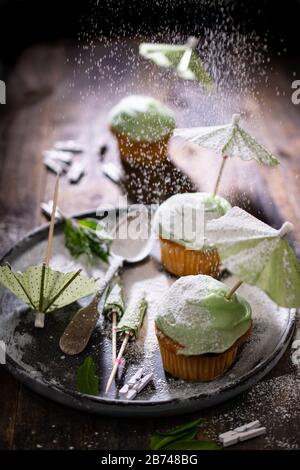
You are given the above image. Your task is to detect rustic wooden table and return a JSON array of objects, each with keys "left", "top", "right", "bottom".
[{"left": 0, "top": 39, "right": 299, "bottom": 450}]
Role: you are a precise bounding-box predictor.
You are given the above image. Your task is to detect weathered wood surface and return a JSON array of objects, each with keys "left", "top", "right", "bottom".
[{"left": 0, "top": 40, "right": 299, "bottom": 450}]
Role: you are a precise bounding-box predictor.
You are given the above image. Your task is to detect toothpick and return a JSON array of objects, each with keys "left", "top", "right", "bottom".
[
  {"left": 226, "top": 280, "right": 243, "bottom": 300},
  {"left": 112, "top": 310, "right": 117, "bottom": 365},
  {"left": 105, "top": 331, "right": 130, "bottom": 393},
  {"left": 213, "top": 155, "right": 228, "bottom": 197},
  {"left": 44, "top": 175, "right": 60, "bottom": 266}
]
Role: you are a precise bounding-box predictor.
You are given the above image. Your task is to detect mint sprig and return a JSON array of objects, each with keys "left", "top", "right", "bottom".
[
  {"left": 150, "top": 418, "right": 220, "bottom": 451},
  {"left": 64, "top": 218, "right": 112, "bottom": 262}
]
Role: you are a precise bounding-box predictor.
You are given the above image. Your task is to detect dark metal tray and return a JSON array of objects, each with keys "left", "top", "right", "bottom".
[{"left": 0, "top": 210, "right": 295, "bottom": 417}]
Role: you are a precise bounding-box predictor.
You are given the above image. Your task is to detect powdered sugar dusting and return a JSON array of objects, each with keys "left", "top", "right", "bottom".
[
  {"left": 206, "top": 374, "right": 300, "bottom": 449},
  {"left": 0, "top": 228, "right": 295, "bottom": 407}
]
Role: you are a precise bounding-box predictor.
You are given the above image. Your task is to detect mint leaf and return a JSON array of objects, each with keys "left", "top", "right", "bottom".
[
  {"left": 150, "top": 418, "right": 202, "bottom": 450},
  {"left": 78, "top": 219, "right": 98, "bottom": 230},
  {"left": 64, "top": 218, "right": 111, "bottom": 262},
  {"left": 161, "top": 440, "right": 220, "bottom": 450},
  {"left": 149, "top": 418, "right": 219, "bottom": 451},
  {"left": 76, "top": 356, "right": 99, "bottom": 395},
  {"left": 150, "top": 429, "right": 198, "bottom": 450},
  {"left": 155, "top": 418, "right": 203, "bottom": 437}
]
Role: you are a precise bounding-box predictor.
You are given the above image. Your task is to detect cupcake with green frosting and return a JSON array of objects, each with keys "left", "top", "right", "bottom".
[
  {"left": 154, "top": 192, "right": 231, "bottom": 277},
  {"left": 155, "top": 275, "right": 252, "bottom": 381},
  {"left": 108, "top": 95, "right": 175, "bottom": 168},
  {"left": 108, "top": 95, "right": 182, "bottom": 204},
  {"left": 109, "top": 95, "right": 176, "bottom": 144}
]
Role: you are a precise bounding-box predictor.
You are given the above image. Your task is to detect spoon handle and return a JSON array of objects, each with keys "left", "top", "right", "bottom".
[{"left": 59, "top": 256, "right": 124, "bottom": 355}]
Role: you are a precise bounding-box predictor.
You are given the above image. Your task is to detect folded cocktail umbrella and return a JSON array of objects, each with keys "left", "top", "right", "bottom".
[
  {"left": 102, "top": 283, "right": 125, "bottom": 364},
  {"left": 206, "top": 206, "right": 300, "bottom": 308},
  {"left": 139, "top": 37, "right": 213, "bottom": 88},
  {"left": 105, "top": 292, "right": 147, "bottom": 392},
  {"left": 0, "top": 176, "right": 98, "bottom": 327},
  {"left": 174, "top": 114, "right": 279, "bottom": 196}
]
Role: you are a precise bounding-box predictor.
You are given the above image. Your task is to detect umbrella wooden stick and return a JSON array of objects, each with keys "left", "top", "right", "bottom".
[
  {"left": 178, "top": 37, "right": 199, "bottom": 73},
  {"left": 213, "top": 155, "right": 228, "bottom": 197},
  {"left": 112, "top": 310, "right": 118, "bottom": 365},
  {"left": 44, "top": 175, "right": 60, "bottom": 266},
  {"left": 38, "top": 262, "right": 47, "bottom": 312},
  {"left": 226, "top": 280, "right": 243, "bottom": 300},
  {"left": 105, "top": 331, "right": 130, "bottom": 393},
  {"left": 36, "top": 176, "right": 60, "bottom": 328}
]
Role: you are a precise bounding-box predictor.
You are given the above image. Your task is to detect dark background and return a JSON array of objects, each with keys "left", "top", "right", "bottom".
[
  {"left": 1, "top": 0, "right": 300, "bottom": 452},
  {"left": 0, "top": 0, "right": 300, "bottom": 71}
]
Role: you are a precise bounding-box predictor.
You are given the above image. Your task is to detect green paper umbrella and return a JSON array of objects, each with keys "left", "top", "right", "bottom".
[
  {"left": 174, "top": 114, "right": 280, "bottom": 196},
  {"left": 206, "top": 206, "right": 300, "bottom": 308},
  {"left": 0, "top": 175, "right": 98, "bottom": 329},
  {"left": 102, "top": 283, "right": 125, "bottom": 364},
  {"left": 139, "top": 37, "right": 213, "bottom": 88},
  {"left": 117, "top": 292, "right": 147, "bottom": 339},
  {"left": 0, "top": 263, "right": 98, "bottom": 319},
  {"left": 105, "top": 292, "right": 148, "bottom": 393},
  {"left": 103, "top": 283, "right": 124, "bottom": 321}
]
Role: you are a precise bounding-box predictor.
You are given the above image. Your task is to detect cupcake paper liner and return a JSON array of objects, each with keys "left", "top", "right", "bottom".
[
  {"left": 156, "top": 326, "right": 251, "bottom": 382},
  {"left": 159, "top": 237, "right": 220, "bottom": 277}
]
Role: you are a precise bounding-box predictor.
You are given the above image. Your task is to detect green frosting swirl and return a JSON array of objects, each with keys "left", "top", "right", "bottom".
[
  {"left": 155, "top": 275, "right": 252, "bottom": 355},
  {"left": 154, "top": 192, "right": 231, "bottom": 250},
  {"left": 108, "top": 95, "right": 176, "bottom": 142}
]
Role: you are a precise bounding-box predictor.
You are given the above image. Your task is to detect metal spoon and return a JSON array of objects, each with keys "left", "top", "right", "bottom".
[{"left": 59, "top": 214, "right": 153, "bottom": 355}]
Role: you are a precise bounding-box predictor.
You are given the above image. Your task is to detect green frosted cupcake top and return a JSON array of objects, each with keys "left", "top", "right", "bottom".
[
  {"left": 154, "top": 192, "right": 231, "bottom": 250},
  {"left": 156, "top": 275, "right": 251, "bottom": 355},
  {"left": 108, "top": 95, "right": 176, "bottom": 142}
]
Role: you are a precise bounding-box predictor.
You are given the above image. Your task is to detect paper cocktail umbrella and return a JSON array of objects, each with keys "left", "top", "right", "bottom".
[
  {"left": 174, "top": 114, "right": 279, "bottom": 196},
  {"left": 139, "top": 37, "right": 213, "bottom": 88},
  {"left": 102, "top": 283, "right": 125, "bottom": 364},
  {"left": 105, "top": 292, "right": 147, "bottom": 393},
  {"left": 206, "top": 206, "right": 300, "bottom": 308},
  {"left": 0, "top": 177, "right": 98, "bottom": 327}
]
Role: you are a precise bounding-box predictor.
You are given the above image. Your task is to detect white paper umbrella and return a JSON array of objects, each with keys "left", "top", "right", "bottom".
[
  {"left": 139, "top": 37, "right": 213, "bottom": 88},
  {"left": 174, "top": 114, "right": 279, "bottom": 196},
  {"left": 206, "top": 206, "right": 300, "bottom": 308}
]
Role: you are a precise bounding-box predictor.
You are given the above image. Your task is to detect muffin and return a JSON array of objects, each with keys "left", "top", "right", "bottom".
[
  {"left": 154, "top": 192, "right": 231, "bottom": 277},
  {"left": 108, "top": 95, "right": 176, "bottom": 164},
  {"left": 108, "top": 95, "right": 194, "bottom": 203},
  {"left": 155, "top": 275, "right": 252, "bottom": 381}
]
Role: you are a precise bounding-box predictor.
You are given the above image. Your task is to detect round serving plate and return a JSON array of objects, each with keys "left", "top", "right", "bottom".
[{"left": 0, "top": 208, "right": 296, "bottom": 417}]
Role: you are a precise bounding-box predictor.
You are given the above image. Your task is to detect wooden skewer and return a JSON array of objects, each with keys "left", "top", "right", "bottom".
[
  {"left": 112, "top": 310, "right": 117, "bottom": 365},
  {"left": 105, "top": 331, "right": 130, "bottom": 393},
  {"left": 44, "top": 175, "right": 60, "bottom": 266},
  {"left": 226, "top": 280, "right": 243, "bottom": 300},
  {"left": 213, "top": 155, "right": 228, "bottom": 197}
]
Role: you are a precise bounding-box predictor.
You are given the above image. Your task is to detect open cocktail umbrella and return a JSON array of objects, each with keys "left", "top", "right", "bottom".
[
  {"left": 206, "top": 206, "right": 300, "bottom": 308},
  {"left": 105, "top": 292, "right": 147, "bottom": 392},
  {"left": 102, "top": 283, "right": 125, "bottom": 364},
  {"left": 0, "top": 176, "right": 98, "bottom": 327},
  {"left": 174, "top": 114, "right": 279, "bottom": 196},
  {"left": 0, "top": 264, "right": 98, "bottom": 323},
  {"left": 139, "top": 37, "right": 213, "bottom": 88}
]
